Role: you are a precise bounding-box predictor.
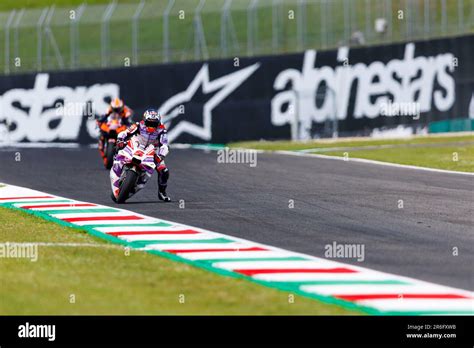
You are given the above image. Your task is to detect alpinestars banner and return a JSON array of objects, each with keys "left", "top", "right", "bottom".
[{"left": 0, "top": 35, "right": 472, "bottom": 144}]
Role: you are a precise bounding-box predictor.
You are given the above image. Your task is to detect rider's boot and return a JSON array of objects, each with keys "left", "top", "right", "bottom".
[
  {"left": 157, "top": 165, "right": 170, "bottom": 202},
  {"left": 158, "top": 185, "right": 171, "bottom": 202}
]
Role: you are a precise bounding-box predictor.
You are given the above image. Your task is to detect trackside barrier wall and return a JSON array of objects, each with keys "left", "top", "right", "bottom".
[{"left": 0, "top": 35, "right": 473, "bottom": 144}]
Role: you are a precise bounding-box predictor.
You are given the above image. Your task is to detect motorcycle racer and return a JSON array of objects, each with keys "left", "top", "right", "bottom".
[
  {"left": 111, "top": 108, "right": 171, "bottom": 202},
  {"left": 100, "top": 97, "right": 133, "bottom": 123},
  {"left": 97, "top": 98, "right": 133, "bottom": 160}
]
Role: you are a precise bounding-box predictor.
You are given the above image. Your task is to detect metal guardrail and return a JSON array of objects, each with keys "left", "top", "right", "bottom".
[{"left": 0, "top": 0, "right": 473, "bottom": 74}]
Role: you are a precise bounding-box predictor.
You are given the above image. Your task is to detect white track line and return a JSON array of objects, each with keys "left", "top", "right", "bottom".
[{"left": 272, "top": 150, "right": 474, "bottom": 176}]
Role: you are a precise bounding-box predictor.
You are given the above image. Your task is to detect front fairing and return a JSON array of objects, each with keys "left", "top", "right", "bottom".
[{"left": 116, "top": 138, "right": 156, "bottom": 174}]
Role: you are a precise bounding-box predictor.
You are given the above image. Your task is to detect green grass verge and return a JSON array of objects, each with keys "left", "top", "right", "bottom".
[
  {"left": 230, "top": 134, "right": 474, "bottom": 151},
  {"left": 323, "top": 145, "right": 474, "bottom": 172},
  {"left": 230, "top": 133, "right": 474, "bottom": 172},
  {"left": 0, "top": 207, "right": 358, "bottom": 315}
]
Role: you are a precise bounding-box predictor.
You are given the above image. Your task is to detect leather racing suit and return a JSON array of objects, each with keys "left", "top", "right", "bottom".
[{"left": 110, "top": 121, "right": 170, "bottom": 198}]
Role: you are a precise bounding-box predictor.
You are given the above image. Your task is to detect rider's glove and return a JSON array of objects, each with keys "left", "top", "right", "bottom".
[{"left": 154, "top": 154, "right": 163, "bottom": 164}]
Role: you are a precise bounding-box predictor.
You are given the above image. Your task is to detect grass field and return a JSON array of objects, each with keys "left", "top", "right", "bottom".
[
  {"left": 230, "top": 133, "right": 474, "bottom": 172},
  {"left": 0, "top": 0, "right": 472, "bottom": 73},
  {"left": 0, "top": 206, "right": 358, "bottom": 315}
]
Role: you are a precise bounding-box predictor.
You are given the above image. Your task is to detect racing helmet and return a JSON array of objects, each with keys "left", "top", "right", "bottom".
[
  {"left": 110, "top": 97, "right": 124, "bottom": 113},
  {"left": 143, "top": 108, "right": 161, "bottom": 133}
]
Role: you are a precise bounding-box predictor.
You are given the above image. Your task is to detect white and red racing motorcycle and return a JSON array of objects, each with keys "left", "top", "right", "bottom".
[{"left": 110, "top": 138, "right": 156, "bottom": 203}]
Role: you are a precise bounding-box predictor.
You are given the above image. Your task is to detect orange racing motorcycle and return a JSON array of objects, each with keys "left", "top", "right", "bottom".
[{"left": 98, "top": 113, "right": 128, "bottom": 169}]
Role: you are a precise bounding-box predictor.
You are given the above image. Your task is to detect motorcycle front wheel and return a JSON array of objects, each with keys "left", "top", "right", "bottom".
[{"left": 117, "top": 169, "right": 138, "bottom": 203}]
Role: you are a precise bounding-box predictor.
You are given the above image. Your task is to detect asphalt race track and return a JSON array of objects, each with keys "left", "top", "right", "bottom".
[{"left": 0, "top": 147, "right": 472, "bottom": 291}]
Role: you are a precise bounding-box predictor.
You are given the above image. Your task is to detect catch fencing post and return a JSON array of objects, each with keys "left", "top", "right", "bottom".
[
  {"left": 163, "top": 0, "right": 175, "bottom": 63},
  {"left": 220, "top": 0, "right": 240, "bottom": 57},
  {"left": 37, "top": 8, "right": 49, "bottom": 72},
  {"left": 471, "top": 0, "right": 474, "bottom": 32},
  {"left": 44, "top": 6, "right": 65, "bottom": 70},
  {"left": 247, "top": 0, "right": 258, "bottom": 56},
  {"left": 441, "top": 0, "right": 447, "bottom": 35},
  {"left": 350, "top": 0, "right": 356, "bottom": 40},
  {"left": 220, "top": 0, "right": 232, "bottom": 57},
  {"left": 132, "top": 0, "right": 145, "bottom": 66},
  {"left": 387, "top": 0, "right": 392, "bottom": 42},
  {"left": 412, "top": 0, "right": 419, "bottom": 38},
  {"left": 364, "top": 0, "right": 370, "bottom": 43},
  {"left": 343, "top": 0, "right": 350, "bottom": 43},
  {"left": 328, "top": 0, "right": 333, "bottom": 47},
  {"left": 13, "top": 9, "right": 24, "bottom": 70},
  {"left": 70, "top": 4, "right": 85, "bottom": 69},
  {"left": 423, "top": 0, "right": 429, "bottom": 39},
  {"left": 320, "top": 0, "right": 327, "bottom": 48},
  {"left": 101, "top": 1, "right": 117, "bottom": 68},
  {"left": 272, "top": 0, "right": 281, "bottom": 53},
  {"left": 194, "top": 0, "right": 208, "bottom": 60},
  {"left": 457, "top": 0, "right": 464, "bottom": 31},
  {"left": 44, "top": 6, "right": 52, "bottom": 69},
  {"left": 297, "top": 0, "right": 306, "bottom": 51},
  {"left": 405, "top": 0, "right": 411, "bottom": 40},
  {"left": 4, "top": 11, "right": 16, "bottom": 75}
]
